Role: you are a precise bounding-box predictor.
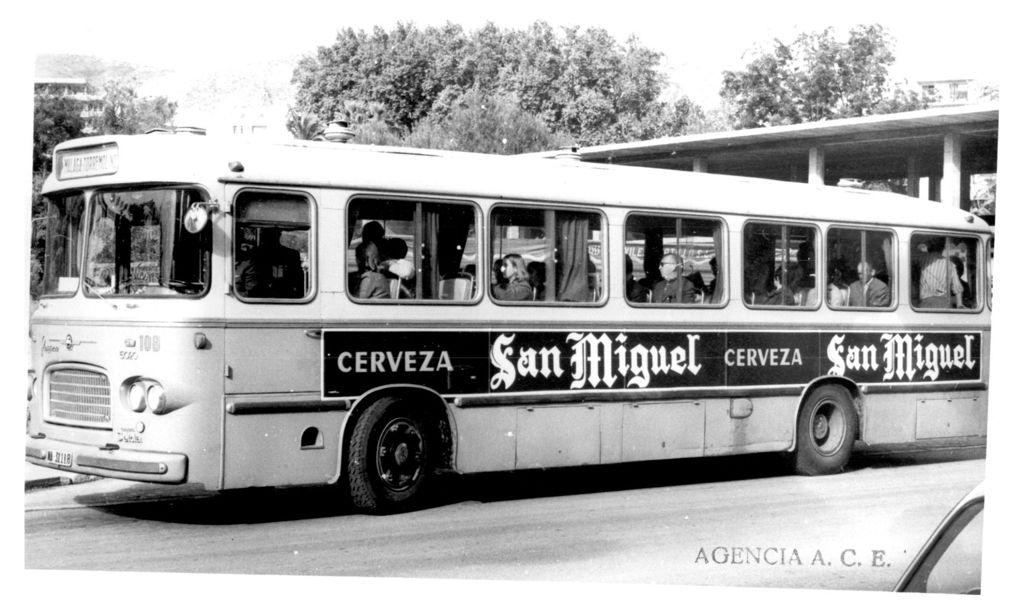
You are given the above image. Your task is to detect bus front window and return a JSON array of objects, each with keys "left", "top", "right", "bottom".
[
  {"left": 84, "top": 187, "right": 212, "bottom": 297},
  {"left": 41, "top": 192, "right": 85, "bottom": 296}
]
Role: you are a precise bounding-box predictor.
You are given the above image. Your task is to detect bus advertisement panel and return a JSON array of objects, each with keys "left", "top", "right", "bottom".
[{"left": 323, "top": 329, "right": 982, "bottom": 397}]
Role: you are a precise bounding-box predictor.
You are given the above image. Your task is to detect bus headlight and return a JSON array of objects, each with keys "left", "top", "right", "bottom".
[
  {"left": 127, "top": 381, "right": 148, "bottom": 412},
  {"left": 122, "top": 378, "right": 170, "bottom": 413},
  {"left": 145, "top": 383, "right": 167, "bottom": 414}
]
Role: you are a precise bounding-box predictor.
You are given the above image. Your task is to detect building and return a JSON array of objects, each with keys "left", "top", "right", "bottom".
[
  {"left": 918, "top": 78, "right": 977, "bottom": 107},
  {"left": 34, "top": 78, "right": 104, "bottom": 132},
  {"left": 572, "top": 103, "right": 998, "bottom": 221}
]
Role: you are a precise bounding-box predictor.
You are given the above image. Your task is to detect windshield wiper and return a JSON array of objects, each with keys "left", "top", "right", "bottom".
[{"left": 82, "top": 278, "right": 118, "bottom": 309}]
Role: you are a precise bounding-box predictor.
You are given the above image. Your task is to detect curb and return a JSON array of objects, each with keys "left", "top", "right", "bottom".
[{"left": 25, "top": 471, "right": 103, "bottom": 492}]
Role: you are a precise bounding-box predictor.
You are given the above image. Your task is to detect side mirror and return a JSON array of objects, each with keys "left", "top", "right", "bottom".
[{"left": 183, "top": 202, "right": 219, "bottom": 234}]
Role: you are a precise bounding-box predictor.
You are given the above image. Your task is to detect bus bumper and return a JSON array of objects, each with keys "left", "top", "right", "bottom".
[{"left": 26, "top": 436, "right": 188, "bottom": 484}]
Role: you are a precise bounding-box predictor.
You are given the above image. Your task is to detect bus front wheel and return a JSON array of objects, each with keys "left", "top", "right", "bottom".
[
  {"left": 347, "top": 397, "right": 434, "bottom": 513},
  {"left": 793, "top": 385, "right": 856, "bottom": 475}
]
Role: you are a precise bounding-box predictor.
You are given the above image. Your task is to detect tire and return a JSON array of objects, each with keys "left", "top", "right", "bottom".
[
  {"left": 347, "top": 397, "right": 434, "bottom": 513},
  {"left": 793, "top": 385, "right": 857, "bottom": 475}
]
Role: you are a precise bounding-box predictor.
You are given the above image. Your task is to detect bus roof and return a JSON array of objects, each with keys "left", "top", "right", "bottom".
[{"left": 45, "top": 133, "right": 991, "bottom": 234}]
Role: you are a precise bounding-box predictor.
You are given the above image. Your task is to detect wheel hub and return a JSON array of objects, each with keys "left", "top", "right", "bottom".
[
  {"left": 813, "top": 413, "right": 830, "bottom": 440},
  {"left": 375, "top": 418, "right": 425, "bottom": 492}
]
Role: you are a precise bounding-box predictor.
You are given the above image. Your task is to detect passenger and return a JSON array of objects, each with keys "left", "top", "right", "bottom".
[
  {"left": 651, "top": 253, "right": 696, "bottom": 303},
  {"left": 381, "top": 237, "right": 415, "bottom": 298},
  {"left": 625, "top": 257, "right": 650, "bottom": 302},
  {"left": 764, "top": 266, "right": 796, "bottom": 306},
  {"left": 491, "top": 258, "right": 506, "bottom": 288},
  {"left": 492, "top": 253, "right": 533, "bottom": 301},
  {"left": 848, "top": 260, "right": 890, "bottom": 307},
  {"left": 827, "top": 267, "right": 850, "bottom": 307},
  {"left": 527, "top": 260, "right": 546, "bottom": 300},
  {"left": 382, "top": 237, "right": 415, "bottom": 280},
  {"left": 917, "top": 241, "right": 963, "bottom": 308},
  {"left": 356, "top": 241, "right": 390, "bottom": 299},
  {"left": 796, "top": 241, "right": 816, "bottom": 287},
  {"left": 949, "top": 248, "right": 972, "bottom": 308},
  {"left": 360, "top": 221, "right": 385, "bottom": 252},
  {"left": 745, "top": 261, "right": 772, "bottom": 305},
  {"left": 789, "top": 262, "right": 817, "bottom": 306},
  {"left": 683, "top": 259, "right": 707, "bottom": 295},
  {"left": 704, "top": 257, "right": 719, "bottom": 300},
  {"left": 235, "top": 227, "right": 304, "bottom": 298}
]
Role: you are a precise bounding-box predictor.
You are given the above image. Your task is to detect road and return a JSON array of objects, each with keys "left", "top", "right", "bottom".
[{"left": 25, "top": 447, "right": 984, "bottom": 590}]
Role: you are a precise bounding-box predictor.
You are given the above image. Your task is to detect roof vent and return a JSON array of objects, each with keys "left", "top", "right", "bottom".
[
  {"left": 323, "top": 118, "right": 355, "bottom": 143},
  {"left": 554, "top": 145, "right": 582, "bottom": 161},
  {"left": 145, "top": 126, "right": 206, "bottom": 136}
]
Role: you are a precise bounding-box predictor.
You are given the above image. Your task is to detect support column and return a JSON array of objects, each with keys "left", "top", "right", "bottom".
[
  {"left": 941, "top": 132, "right": 963, "bottom": 208},
  {"left": 692, "top": 157, "right": 708, "bottom": 173},
  {"left": 906, "top": 155, "right": 920, "bottom": 198},
  {"left": 808, "top": 147, "right": 825, "bottom": 185},
  {"left": 960, "top": 170, "right": 972, "bottom": 212}
]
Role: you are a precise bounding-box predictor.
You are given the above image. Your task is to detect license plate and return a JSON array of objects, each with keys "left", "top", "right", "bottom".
[{"left": 45, "top": 450, "right": 73, "bottom": 467}]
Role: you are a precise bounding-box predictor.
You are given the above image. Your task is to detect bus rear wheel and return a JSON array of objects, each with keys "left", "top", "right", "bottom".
[
  {"left": 793, "top": 385, "right": 856, "bottom": 475},
  {"left": 347, "top": 397, "right": 434, "bottom": 513}
]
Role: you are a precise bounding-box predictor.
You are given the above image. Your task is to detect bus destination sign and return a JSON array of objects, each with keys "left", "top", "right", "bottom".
[
  {"left": 322, "top": 329, "right": 982, "bottom": 398},
  {"left": 56, "top": 144, "right": 119, "bottom": 180}
]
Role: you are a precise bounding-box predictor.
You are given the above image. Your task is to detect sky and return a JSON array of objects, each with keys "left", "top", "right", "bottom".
[{"left": 16, "top": 0, "right": 1011, "bottom": 109}]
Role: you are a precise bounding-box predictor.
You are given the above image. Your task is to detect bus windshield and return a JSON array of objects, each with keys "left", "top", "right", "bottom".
[{"left": 82, "top": 187, "right": 211, "bottom": 297}]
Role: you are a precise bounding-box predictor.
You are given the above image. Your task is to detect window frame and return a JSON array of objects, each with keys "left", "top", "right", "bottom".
[
  {"left": 232, "top": 187, "right": 317, "bottom": 305},
  {"left": 622, "top": 210, "right": 728, "bottom": 309},
  {"left": 39, "top": 189, "right": 87, "bottom": 299},
  {"left": 986, "top": 236, "right": 994, "bottom": 312},
  {"left": 345, "top": 193, "right": 483, "bottom": 305},
  {"left": 81, "top": 184, "right": 214, "bottom": 301},
  {"left": 908, "top": 231, "right": 984, "bottom": 314},
  {"left": 741, "top": 218, "right": 821, "bottom": 311},
  {"left": 824, "top": 224, "right": 898, "bottom": 313},
  {"left": 488, "top": 201, "right": 608, "bottom": 307}
]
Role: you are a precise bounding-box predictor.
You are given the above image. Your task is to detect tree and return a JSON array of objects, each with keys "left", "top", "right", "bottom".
[
  {"left": 406, "top": 89, "right": 570, "bottom": 154},
  {"left": 719, "top": 40, "right": 799, "bottom": 128},
  {"left": 33, "top": 91, "right": 85, "bottom": 173},
  {"left": 720, "top": 24, "right": 927, "bottom": 129},
  {"left": 96, "top": 80, "right": 177, "bottom": 134},
  {"left": 286, "top": 109, "right": 324, "bottom": 140},
  {"left": 291, "top": 21, "right": 704, "bottom": 149}
]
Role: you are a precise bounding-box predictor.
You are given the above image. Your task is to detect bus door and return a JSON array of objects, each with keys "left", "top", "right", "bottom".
[{"left": 221, "top": 186, "right": 330, "bottom": 488}]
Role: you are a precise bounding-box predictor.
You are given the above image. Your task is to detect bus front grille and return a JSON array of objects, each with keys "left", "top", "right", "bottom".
[{"left": 46, "top": 368, "right": 112, "bottom": 427}]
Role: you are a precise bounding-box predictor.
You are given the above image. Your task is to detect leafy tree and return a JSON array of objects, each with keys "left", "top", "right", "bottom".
[
  {"left": 33, "top": 91, "right": 86, "bottom": 173},
  {"left": 292, "top": 21, "right": 704, "bottom": 148},
  {"left": 720, "top": 24, "right": 926, "bottom": 128},
  {"left": 286, "top": 109, "right": 324, "bottom": 140},
  {"left": 406, "top": 89, "right": 570, "bottom": 154},
  {"left": 96, "top": 80, "right": 177, "bottom": 134}
]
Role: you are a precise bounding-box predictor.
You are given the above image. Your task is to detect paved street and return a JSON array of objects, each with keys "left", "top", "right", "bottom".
[{"left": 25, "top": 447, "right": 984, "bottom": 591}]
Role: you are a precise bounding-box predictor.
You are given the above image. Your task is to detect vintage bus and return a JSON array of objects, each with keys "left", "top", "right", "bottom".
[{"left": 26, "top": 131, "right": 992, "bottom": 512}]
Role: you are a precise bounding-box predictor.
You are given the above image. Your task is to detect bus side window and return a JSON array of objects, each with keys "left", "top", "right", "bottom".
[
  {"left": 910, "top": 233, "right": 979, "bottom": 310},
  {"left": 743, "top": 222, "right": 818, "bottom": 308},
  {"left": 624, "top": 213, "right": 723, "bottom": 306},
  {"left": 826, "top": 228, "right": 895, "bottom": 309},
  {"left": 490, "top": 205, "right": 604, "bottom": 304},
  {"left": 234, "top": 192, "right": 312, "bottom": 301},
  {"left": 347, "top": 197, "right": 478, "bottom": 302}
]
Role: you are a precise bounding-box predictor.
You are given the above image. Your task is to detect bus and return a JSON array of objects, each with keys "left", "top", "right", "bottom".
[{"left": 26, "top": 131, "right": 992, "bottom": 513}]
